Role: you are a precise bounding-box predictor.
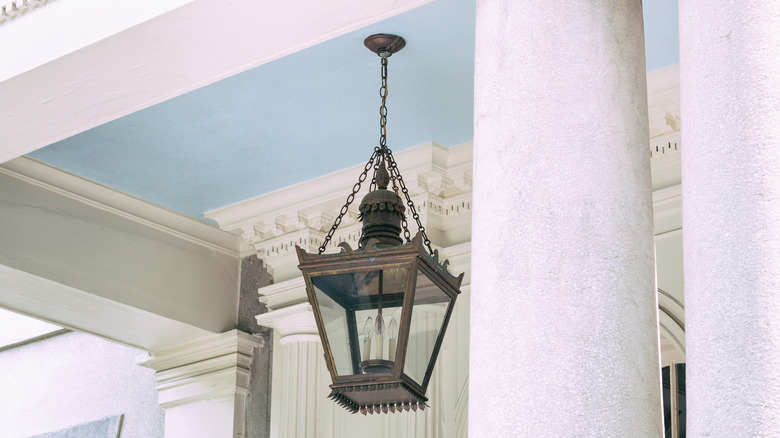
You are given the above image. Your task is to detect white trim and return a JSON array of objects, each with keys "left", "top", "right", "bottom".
[
  {"left": 138, "top": 330, "right": 261, "bottom": 410},
  {"left": 137, "top": 329, "right": 260, "bottom": 371},
  {"left": 208, "top": 141, "right": 475, "bottom": 282},
  {"left": 0, "top": 156, "right": 239, "bottom": 257},
  {"left": 0, "top": 264, "right": 214, "bottom": 352},
  {"left": 205, "top": 142, "right": 471, "bottom": 232},
  {"left": 647, "top": 65, "right": 681, "bottom": 139},
  {"left": 647, "top": 64, "right": 680, "bottom": 96},
  {"left": 0, "top": 0, "right": 53, "bottom": 24},
  {"left": 649, "top": 130, "right": 681, "bottom": 160},
  {"left": 257, "top": 277, "right": 308, "bottom": 311},
  {"left": 255, "top": 302, "right": 319, "bottom": 343},
  {"left": 658, "top": 288, "right": 686, "bottom": 356},
  {"left": 653, "top": 184, "right": 682, "bottom": 236},
  {"left": 280, "top": 334, "right": 321, "bottom": 345},
  {"left": 1, "top": 0, "right": 434, "bottom": 161}
]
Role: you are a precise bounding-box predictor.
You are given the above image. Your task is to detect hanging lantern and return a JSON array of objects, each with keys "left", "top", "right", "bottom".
[{"left": 295, "top": 34, "right": 463, "bottom": 415}]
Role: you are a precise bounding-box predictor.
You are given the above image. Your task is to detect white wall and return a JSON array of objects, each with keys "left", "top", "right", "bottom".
[{"left": 0, "top": 331, "right": 163, "bottom": 438}]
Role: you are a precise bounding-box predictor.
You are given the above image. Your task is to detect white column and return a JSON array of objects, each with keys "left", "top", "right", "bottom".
[
  {"left": 470, "top": 1, "right": 661, "bottom": 436},
  {"left": 679, "top": 1, "right": 780, "bottom": 435},
  {"left": 137, "top": 330, "right": 262, "bottom": 438},
  {"left": 256, "top": 302, "right": 325, "bottom": 438}
]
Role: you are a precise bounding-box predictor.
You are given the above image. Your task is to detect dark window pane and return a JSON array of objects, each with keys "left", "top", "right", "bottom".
[
  {"left": 677, "top": 363, "right": 686, "bottom": 438},
  {"left": 662, "top": 366, "right": 672, "bottom": 437}
]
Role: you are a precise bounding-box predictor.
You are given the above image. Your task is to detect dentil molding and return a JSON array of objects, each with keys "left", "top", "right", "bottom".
[
  {"left": 0, "top": 0, "right": 53, "bottom": 25},
  {"left": 206, "top": 141, "right": 474, "bottom": 282},
  {"left": 208, "top": 133, "right": 679, "bottom": 282}
]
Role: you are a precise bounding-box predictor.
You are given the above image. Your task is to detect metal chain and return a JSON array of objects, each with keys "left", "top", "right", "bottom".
[
  {"left": 318, "top": 148, "right": 379, "bottom": 253},
  {"left": 379, "top": 56, "right": 388, "bottom": 151},
  {"left": 318, "top": 51, "right": 434, "bottom": 256},
  {"left": 370, "top": 57, "right": 389, "bottom": 192},
  {"left": 385, "top": 149, "right": 435, "bottom": 256}
]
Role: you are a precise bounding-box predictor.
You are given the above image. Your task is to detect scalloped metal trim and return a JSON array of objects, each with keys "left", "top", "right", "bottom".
[
  {"left": 327, "top": 381, "right": 430, "bottom": 415},
  {"left": 424, "top": 247, "right": 464, "bottom": 285},
  {"left": 297, "top": 232, "right": 464, "bottom": 288},
  {"left": 357, "top": 198, "right": 406, "bottom": 221}
]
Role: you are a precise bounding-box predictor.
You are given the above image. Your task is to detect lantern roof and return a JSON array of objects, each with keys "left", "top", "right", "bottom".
[{"left": 297, "top": 232, "right": 464, "bottom": 292}]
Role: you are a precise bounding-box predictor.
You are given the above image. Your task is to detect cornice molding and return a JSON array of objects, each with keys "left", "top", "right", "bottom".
[
  {"left": 255, "top": 302, "right": 319, "bottom": 344},
  {"left": 649, "top": 130, "right": 681, "bottom": 160},
  {"left": 0, "top": 0, "right": 53, "bottom": 25},
  {"left": 0, "top": 156, "right": 239, "bottom": 257},
  {"left": 208, "top": 133, "right": 679, "bottom": 282},
  {"left": 206, "top": 142, "right": 474, "bottom": 280},
  {"left": 647, "top": 65, "right": 681, "bottom": 139},
  {"left": 205, "top": 141, "right": 472, "bottom": 234},
  {"left": 649, "top": 130, "right": 681, "bottom": 192},
  {"left": 137, "top": 330, "right": 262, "bottom": 408},
  {"left": 138, "top": 329, "right": 260, "bottom": 372},
  {"left": 257, "top": 277, "right": 308, "bottom": 310},
  {"left": 653, "top": 184, "right": 682, "bottom": 236}
]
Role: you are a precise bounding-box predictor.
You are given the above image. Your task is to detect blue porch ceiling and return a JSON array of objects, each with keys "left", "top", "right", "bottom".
[{"left": 28, "top": 0, "right": 679, "bottom": 219}]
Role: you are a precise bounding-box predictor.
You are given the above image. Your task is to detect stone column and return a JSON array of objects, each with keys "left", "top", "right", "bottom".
[
  {"left": 679, "top": 1, "right": 780, "bottom": 435},
  {"left": 256, "top": 302, "right": 326, "bottom": 438},
  {"left": 470, "top": 1, "right": 661, "bottom": 436},
  {"left": 137, "top": 330, "right": 265, "bottom": 438}
]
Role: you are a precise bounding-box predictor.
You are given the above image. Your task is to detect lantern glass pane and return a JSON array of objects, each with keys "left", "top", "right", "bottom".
[
  {"left": 403, "top": 269, "right": 452, "bottom": 386},
  {"left": 312, "top": 266, "right": 409, "bottom": 377},
  {"left": 311, "top": 279, "right": 352, "bottom": 376}
]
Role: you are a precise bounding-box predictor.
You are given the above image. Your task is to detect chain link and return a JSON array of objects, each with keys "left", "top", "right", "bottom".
[
  {"left": 318, "top": 148, "right": 379, "bottom": 254},
  {"left": 379, "top": 57, "right": 388, "bottom": 150},
  {"left": 385, "top": 149, "right": 434, "bottom": 256}
]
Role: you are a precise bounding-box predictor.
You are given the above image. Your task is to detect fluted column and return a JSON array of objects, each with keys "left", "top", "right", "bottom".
[
  {"left": 679, "top": 1, "right": 780, "bottom": 435},
  {"left": 470, "top": 1, "right": 662, "bottom": 436},
  {"left": 256, "top": 302, "right": 326, "bottom": 438}
]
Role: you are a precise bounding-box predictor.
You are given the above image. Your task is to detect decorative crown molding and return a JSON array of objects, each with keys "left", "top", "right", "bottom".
[
  {"left": 647, "top": 65, "right": 681, "bottom": 139},
  {"left": 137, "top": 330, "right": 262, "bottom": 408},
  {"left": 255, "top": 302, "right": 319, "bottom": 345},
  {"left": 206, "top": 141, "right": 474, "bottom": 281},
  {"left": 0, "top": 156, "right": 239, "bottom": 257},
  {"left": 207, "top": 125, "right": 680, "bottom": 283},
  {"left": 0, "top": 0, "right": 53, "bottom": 25},
  {"left": 653, "top": 184, "right": 682, "bottom": 236}
]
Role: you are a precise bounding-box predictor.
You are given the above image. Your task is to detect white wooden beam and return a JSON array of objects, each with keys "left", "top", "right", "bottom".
[
  {"left": 0, "top": 157, "right": 241, "bottom": 350},
  {"left": 0, "top": 0, "right": 433, "bottom": 163}
]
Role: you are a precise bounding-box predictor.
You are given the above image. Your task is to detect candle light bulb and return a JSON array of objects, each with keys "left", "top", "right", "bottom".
[
  {"left": 388, "top": 317, "right": 398, "bottom": 361},
  {"left": 374, "top": 313, "right": 385, "bottom": 360},
  {"left": 364, "top": 316, "right": 374, "bottom": 341},
  {"left": 362, "top": 316, "right": 374, "bottom": 363},
  {"left": 375, "top": 313, "right": 385, "bottom": 335}
]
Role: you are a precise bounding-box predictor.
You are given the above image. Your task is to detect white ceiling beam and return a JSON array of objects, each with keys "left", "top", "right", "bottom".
[
  {"left": 0, "top": 0, "right": 432, "bottom": 163},
  {"left": 0, "top": 157, "right": 241, "bottom": 350}
]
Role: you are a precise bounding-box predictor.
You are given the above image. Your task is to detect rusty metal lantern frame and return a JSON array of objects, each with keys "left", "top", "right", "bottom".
[{"left": 295, "top": 34, "right": 464, "bottom": 415}]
